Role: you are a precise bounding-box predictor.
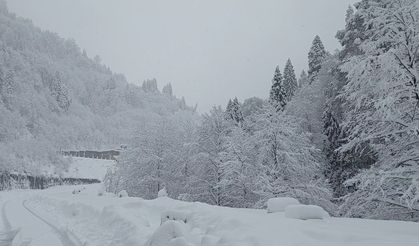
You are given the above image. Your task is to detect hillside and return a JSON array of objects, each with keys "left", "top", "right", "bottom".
[{"left": 0, "top": 2, "right": 196, "bottom": 175}]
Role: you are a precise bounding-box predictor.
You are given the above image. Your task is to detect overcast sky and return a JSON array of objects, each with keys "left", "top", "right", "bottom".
[{"left": 7, "top": 0, "right": 356, "bottom": 112}]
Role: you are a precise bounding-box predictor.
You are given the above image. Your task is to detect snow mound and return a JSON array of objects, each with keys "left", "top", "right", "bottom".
[
  {"left": 285, "top": 205, "right": 329, "bottom": 220},
  {"left": 267, "top": 197, "right": 300, "bottom": 213},
  {"left": 118, "top": 190, "right": 129, "bottom": 198},
  {"left": 97, "top": 186, "right": 105, "bottom": 196},
  {"left": 161, "top": 210, "right": 191, "bottom": 224},
  {"left": 145, "top": 221, "right": 190, "bottom": 246},
  {"left": 158, "top": 187, "right": 168, "bottom": 197}
]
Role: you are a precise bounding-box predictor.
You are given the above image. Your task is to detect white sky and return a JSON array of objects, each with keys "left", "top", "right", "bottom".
[{"left": 7, "top": 0, "right": 356, "bottom": 112}]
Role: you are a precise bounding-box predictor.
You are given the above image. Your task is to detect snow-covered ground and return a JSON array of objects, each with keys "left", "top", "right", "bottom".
[
  {"left": 63, "top": 157, "right": 115, "bottom": 180},
  {"left": 1, "top": 184, "right": 418, "bottom": 246}
]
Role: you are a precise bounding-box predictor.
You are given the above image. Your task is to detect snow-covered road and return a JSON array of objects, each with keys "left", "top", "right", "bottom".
[
  {"left": 1, "top": 184, "right": 419, "bottom": 246},
  {"left": 0, "top": 191, "right": 82, "bottom": 246}
]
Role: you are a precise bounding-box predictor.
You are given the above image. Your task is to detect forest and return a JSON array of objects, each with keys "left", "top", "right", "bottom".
[{"left": 0, "top": 0, "right": 418, "bottom": 222}]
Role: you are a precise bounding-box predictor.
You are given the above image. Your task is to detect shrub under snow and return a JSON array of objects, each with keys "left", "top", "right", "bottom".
[
  {"left": 158, "top": 187, "right": 168, "bottom": 198},
  {"left": 267, "top": 197, "right": 300, "bottom": 213},
  {"left": 118, "top": 190, "right": 129, "bottom": 198},
  {"left": 285, "top": 205, "right": 329, "bottom": 220}
]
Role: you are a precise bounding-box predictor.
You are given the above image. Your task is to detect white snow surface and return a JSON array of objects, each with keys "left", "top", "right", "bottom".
[
  {"left": 1, "top": 184, "right": 419, "bottom": 246},
  {"left": 267, "top": 197, "right": 300, "bottom": 213},
  {"left": 63, "top": 157, "right": 115, "bottom": 180},
  {"left": 285, "top": 204, "right": 330, "bottom": 220}
]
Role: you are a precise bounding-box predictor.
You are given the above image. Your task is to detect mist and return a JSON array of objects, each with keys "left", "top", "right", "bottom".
[{"left": 7, "top": 0, "right": 355, "bottom": 111}]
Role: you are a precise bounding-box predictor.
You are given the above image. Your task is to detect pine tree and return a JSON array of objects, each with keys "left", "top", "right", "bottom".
[
  {"left": 298, "top": 70, "right": 309, "bottom": 88},
  {"left": 308, "top": 35, "right": 327, "bottom": 83},
  {"left": 269, "top": 66, "right": 287, "bottom": 111},
  {"left": 52, "top": 72, "right": 71, "bottom": 112},
  {"left": 226, "top": 97, "right": 244, "bottom": 126},
  {"left": 283, "top": 59, "right": 298, "bottom": 101},
  {"left": 0, "top": 69, "right": 14, "bottom": 109},
  {"left": 162, "top": 83, "right": 173, "bottom": 97},
  {"left": 142, "top": 79, "right": 159, "bottom": 93},
  {"left": 336, "top": 4, "right": 367, "bottom": 59}
]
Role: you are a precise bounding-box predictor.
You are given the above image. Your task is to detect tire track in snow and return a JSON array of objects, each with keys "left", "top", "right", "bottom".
[
  {"left": 22, "top": 200, "right": 84, "bottom": 246},
  {"left": 0, "top": 201, "right": 19, "bottom": 246}
]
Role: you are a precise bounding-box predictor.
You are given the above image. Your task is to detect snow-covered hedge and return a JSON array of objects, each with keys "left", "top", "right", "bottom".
[{"left": 285, "top": 205, "right": 329, "bottom": 220}]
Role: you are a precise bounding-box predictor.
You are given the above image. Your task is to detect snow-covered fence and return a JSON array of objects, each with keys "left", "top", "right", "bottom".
[
  {"left": 61, "top": 150, "right": 120, "bottom": 160},
  {"left": 0, "top": 172, "right": 100, "bottom": 191}
]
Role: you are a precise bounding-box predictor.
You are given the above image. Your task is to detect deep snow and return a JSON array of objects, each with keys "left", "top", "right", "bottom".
[
  {"left": 63, "top": 157, "right": 115, "bottom": 180},
  {"left": 1, "top": 184, "right": 418, "bottom": 246}
]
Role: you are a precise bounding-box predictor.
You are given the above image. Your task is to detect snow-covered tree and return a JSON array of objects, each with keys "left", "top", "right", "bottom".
[
  {"left": 142, "top": 79, "right": 159, "bottom": 93},
  {"left": 241, "top": 97, "right": 265, "bottom": 118},
  {"left": 162, "top": 83, "right": 173, "bottom": 97},
  {"left": 339, "top": 0, "right": 419, "bottom": 220},
  {"left": 308, "top": 35, "right": 327, "bottom": 82},
  {"left": 269, "top": 66, "right": 287, "bottom": 111},
  {"left": 225, "top": 97, "right": 244, "bottom": 126},
  {"left": 283, "top": 59, "right": 298, "bottom": 101},
  {"left": 192, "top": 106, "right": 232, "bottom": 206},
  {"left": 298, "top": 70, "right": 309, "bottom": 88},
  {"left": 0, "top": 69, "right": 15, "bottom": 109},
  {"left": 254, "top": 104, "right": 333, "bottom": 211},
  {"left": 336, "top": 4, "right": 368, "bottom": 59}
]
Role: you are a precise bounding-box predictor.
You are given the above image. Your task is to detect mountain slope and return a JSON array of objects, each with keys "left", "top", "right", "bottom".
[{"left": 0, "top": 2, "right": 195, "bottom": 175}]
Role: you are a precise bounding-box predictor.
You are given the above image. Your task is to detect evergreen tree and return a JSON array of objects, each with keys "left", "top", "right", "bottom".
[
  {"left": 283, "top": 59, "right": 298, "bottom": 101},
  {"left": 298, "top": 70, "right": 309, "bottom": 88},
  {"left": 336, "top": 4, "right": 367, "bottom": 59},
  {"left": 269, "top": 66, "right": 287, "bottom": 111},
  {"left": 308, "top": 35, "right": 327, "bottom": 82},
  {"left": 0, "top": 69, "right": 14, "bottom": 109},
  {"left": 162, "top": 83, "right": 173, "bottom": 97},
  {"left": 142, "top": 79, "right": 159, "bottom": 93},
  {"left": 226, "top": 97, "right": 244, "bottom": 126}
]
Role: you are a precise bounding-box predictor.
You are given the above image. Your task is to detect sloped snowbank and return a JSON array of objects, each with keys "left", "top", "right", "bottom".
[{"left": 22, "top": 184, "right": 419, "bottom": 246}]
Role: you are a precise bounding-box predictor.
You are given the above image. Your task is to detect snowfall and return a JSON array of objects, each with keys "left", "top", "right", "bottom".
[{"left": 1, "top": 158, "right": 419, "bottom": 246}]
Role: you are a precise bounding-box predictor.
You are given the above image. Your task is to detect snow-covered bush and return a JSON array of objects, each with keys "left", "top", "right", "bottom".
[
  {"left": 118, "top": 190, "right": 129, "bottom": 198},
  {"left": 267, "top": 197, "right": 300, "bottom": 213},
  {"left": 285, "top": 205, "right": 329, "bottom": 220},
  {"left": 158, "top": 187, "right": 168, "bottom": 198}
]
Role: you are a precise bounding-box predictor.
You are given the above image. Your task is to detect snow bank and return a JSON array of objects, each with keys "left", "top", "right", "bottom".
[
  {"left": 144, "top": 221, "right": 189, "bottom": 246},
  {"left": 17, "top": 184, "right": 419, "bottom": 246},
  {"left": 285, "top": 205, "right": 329, "bottom": 220},
  {"left": 26, "top": 195, "right": 142, "bottom": 246},
  {"left": 267, "top": 197, "right": 300, "bottom": 213}
]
